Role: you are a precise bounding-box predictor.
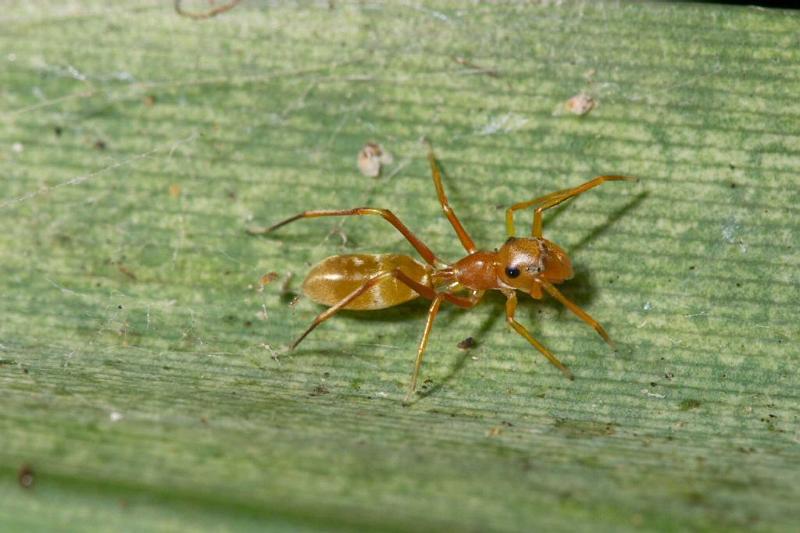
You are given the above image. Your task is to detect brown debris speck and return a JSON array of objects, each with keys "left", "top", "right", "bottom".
[
  {"left": 565, "top": 93, "right": 596, "bottom": 116},
  {"left": 310, "top": 384, "right": 330, "bottom": 397},
  {"left": 18, "top": 464, "right": 34, "bottom": 489},
  {"left": 117, "top": 263, "right": 137, "bottom": 280},
  {"left": 169, "top": 184, "right": 182, "bottom": 198},
  {"left": 487, "top": 426, "right": 503, "bottom": 437},
  {"left": 258, "top": 272, "right": 279, "bottom": 291},
  {"left": 457, "top": 336, "right": 476, "bottom": 350},
  {"left": 174, "top": 0, "right": 242, "bottom": 20}
]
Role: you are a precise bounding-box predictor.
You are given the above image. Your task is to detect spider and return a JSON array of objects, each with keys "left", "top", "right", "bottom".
[{"left": 252, "top": 142, "right": 634, "bottom": 400}]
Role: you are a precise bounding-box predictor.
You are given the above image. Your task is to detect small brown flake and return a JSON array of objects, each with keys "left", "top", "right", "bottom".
[
  {"left": 565, "top": 93, "right": 596, "bottom": 116},
  {"left": 258, "top": 272, "right": 279, "bottom": 291},
  {"left": 169, "top": 184, "right": 182, "bottom": 198},
  {"left": 310, "top": 384, "right": 330, "bottom": 397},
  {"left": 487, "top": 426, "right": 503, "bottom": 437},
  {"left": 174, "top": 0, "right": 242, "bottom": 20},
  {"left": 457, "top": 336, "right": 476, "bottom": 350},
  {"left": 18, "top": 464, "right": 34, "bottom": 489},
  {"left": 117, "top": 263, "right": 137, "bottom": 280}
]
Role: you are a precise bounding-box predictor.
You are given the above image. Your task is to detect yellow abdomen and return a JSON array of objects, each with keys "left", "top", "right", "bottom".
[{"left": 302, "top": 254, "right": 431, "bottom": 310}]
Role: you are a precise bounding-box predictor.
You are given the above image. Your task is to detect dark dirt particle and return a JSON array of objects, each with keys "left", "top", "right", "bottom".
[
  {"left": 54, "top": 126, "right": 63, "bottom": 136},
  {"left": 457, "top": 336, "right": 476, "bottom": 350},
  {"left": 553, "top": 418, "right": 617, "bottom": 438},
  {"left": 94, "top": 139, "right": 107, "bottom": 150},
  {"left": 679, "top": 399, "right": 701, "bottom": 411},
  {"left": 18, "top": 464, "right": 34, "bottom": 489},
  {"left": 310, "top": 385, "right": 329, "bottom": 397},
  {"left": 685, "top": 491, "right": 706, "bottom": 505}
]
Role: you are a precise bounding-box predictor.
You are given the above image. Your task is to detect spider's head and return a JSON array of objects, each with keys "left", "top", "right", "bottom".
[{"left": 496, "top": 237, "right": 573, "bottom": 294}]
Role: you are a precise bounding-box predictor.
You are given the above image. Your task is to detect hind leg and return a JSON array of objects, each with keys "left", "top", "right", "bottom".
[{"left": 291, "top": 267, "right": 449, "bottom": 349}]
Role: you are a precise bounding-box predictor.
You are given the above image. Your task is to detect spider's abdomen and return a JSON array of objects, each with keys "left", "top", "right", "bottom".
[{"left": 302, "top": 254, "right": 431, "bottom": 310}]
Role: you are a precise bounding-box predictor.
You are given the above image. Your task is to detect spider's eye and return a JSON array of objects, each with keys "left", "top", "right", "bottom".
[{"left": 505, "top": 266, "right": 521, "bottom": 279}]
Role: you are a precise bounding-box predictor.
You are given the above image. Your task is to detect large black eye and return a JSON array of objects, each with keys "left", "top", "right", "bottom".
[{"left": 505, "top": 266, "right": 521, "bottom": 278}]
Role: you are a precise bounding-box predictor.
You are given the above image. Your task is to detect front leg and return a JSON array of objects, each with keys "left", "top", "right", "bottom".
[
  {"left": 505, "top": 175, "right": 635, "bottom": 237},
  {"left": 504, "top": 291, "right": 574, "bottom": 380},
  {"left": 539, "top": 280, "right": 613, "bottom": 348}
]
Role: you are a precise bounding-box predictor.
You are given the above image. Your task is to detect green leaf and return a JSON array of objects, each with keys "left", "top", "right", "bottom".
[{"left": 1, "top": 1, "right": 798, "bottom": 531}]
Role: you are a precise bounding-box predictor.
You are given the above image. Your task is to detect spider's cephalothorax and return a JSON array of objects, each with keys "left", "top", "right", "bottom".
[
  {"left": 253, "top": 142, "right": 634, "bottom": 401},
  {"left": 449, "top": 236, "right": 573, "bottom": 300}
]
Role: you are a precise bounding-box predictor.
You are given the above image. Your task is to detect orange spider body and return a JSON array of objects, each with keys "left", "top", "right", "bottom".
[{"left": 255, "top": 144, "right": 634, "bottom": 400}]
